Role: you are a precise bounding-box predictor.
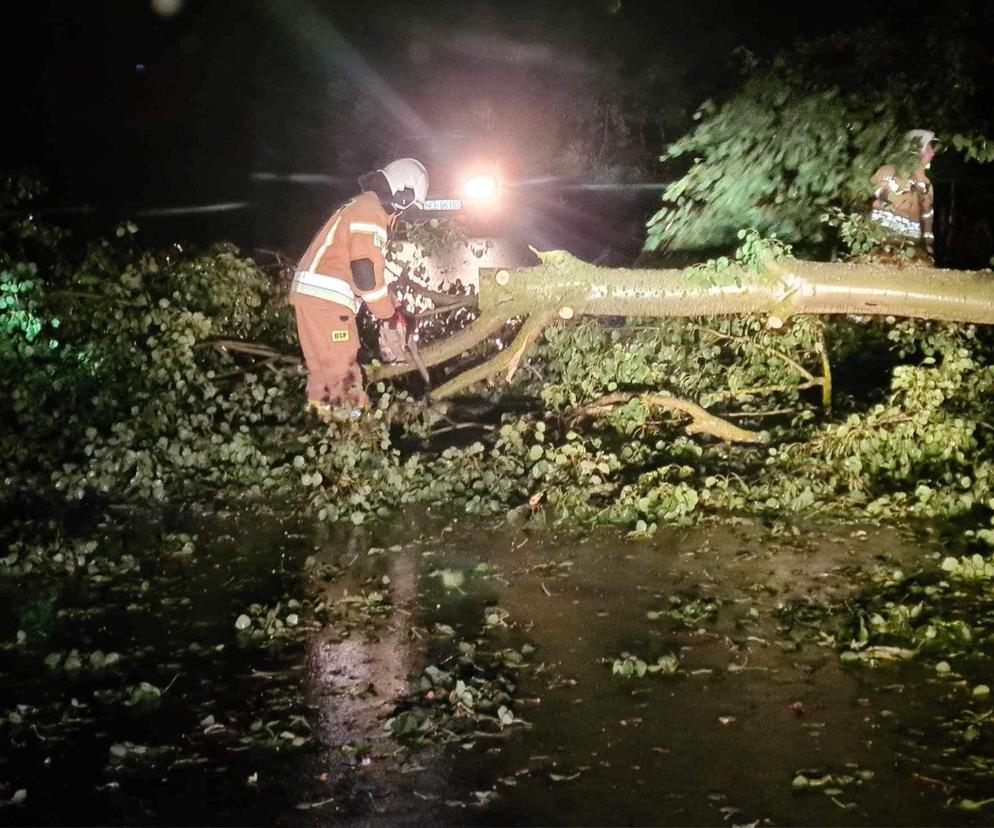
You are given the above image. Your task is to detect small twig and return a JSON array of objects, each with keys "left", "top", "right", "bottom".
[
  {"left": 913, "top": 772, "right": 953, "bottom": 792},
  {"left": 689, "top": 323, "right": 817, "bottom": 382},
  {"left": 816, "top": 324, "right": 833, "bottom": 412},
  {"left": 411, "top": 298, "right": 479, "bottom": 319},
  {"left": 428, "top": 422, "right": 496, "bottom": 436},
  {"left": 198, "top": 338, "right": 301, "bottom": 364},
  {"left": 711, "top": 379, "right": 822, "bottom": 401},
  {"left": 295, "top": 797, "right": 338, "bottom": 811},
  {"left": 525, "top": 364, "right": 544, "bottom": 383},
  {"left": 723, "top": 408, "right": 796, "bottom": 419},
  {"left": 211, "top": 356, "right": 282, "bottom": 381},
  {"left": 397, "top": 279, "right": 476, "bottom": 308},
  {"left": 253, "top": 248, "right": 291, "bottom": 263}
]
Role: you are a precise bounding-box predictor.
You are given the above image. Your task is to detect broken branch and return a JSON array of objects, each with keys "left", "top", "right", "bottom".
[
  {"left": 574, "top": 391, "right": 767, "bottom": 444},
  {"left": 198, "top": 338, "right": 301, "bottom": 363}
]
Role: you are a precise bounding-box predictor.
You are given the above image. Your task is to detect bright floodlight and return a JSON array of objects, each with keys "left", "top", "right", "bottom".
[{"left": 464, "top": 175, "right": 498, "bottom": 201}]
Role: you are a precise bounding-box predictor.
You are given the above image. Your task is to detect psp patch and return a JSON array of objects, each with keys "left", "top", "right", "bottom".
[{"left": 331, "top": 330, "right": 350, "bottom": 342}]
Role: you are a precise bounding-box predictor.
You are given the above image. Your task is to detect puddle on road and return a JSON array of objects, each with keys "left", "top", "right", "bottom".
[
  {"left": 3, "top": 510, "right": 989, "bottom": 826},
  {"left": 302, "top": 517, "right": 982, "bottom": 827}
]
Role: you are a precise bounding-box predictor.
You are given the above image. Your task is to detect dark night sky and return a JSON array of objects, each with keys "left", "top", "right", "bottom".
[
  {"left": 2, "top": 0, "right": 967, "bottom": 254},
  {"left": 3, "top": 1, "right": 929, "bottom": 190}
]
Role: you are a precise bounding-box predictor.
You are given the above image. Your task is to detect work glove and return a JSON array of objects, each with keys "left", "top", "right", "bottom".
[{"left": 378, "top": 310, "right": 410, "bottom": 364}]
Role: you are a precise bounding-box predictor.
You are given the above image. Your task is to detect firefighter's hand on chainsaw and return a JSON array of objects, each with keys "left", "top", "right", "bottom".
[{"left": 378, "top": 310, "right": 410, "bottom": 364}]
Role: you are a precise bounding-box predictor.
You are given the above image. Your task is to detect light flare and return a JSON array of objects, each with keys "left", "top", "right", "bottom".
[{"left": 463, "top": 174, "right": 499, "bottom": 202}]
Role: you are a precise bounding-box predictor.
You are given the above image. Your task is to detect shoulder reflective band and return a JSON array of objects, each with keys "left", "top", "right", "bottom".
[
  {"left": 292, "top": 271, "right": 358, "bottom": 312},
  {"left": 359, "top": 285, "right": 389, "bottom": 302},
  {"left": 349, "top": 222, "right": 388, "bottom": 248},
  {"left": 306, "top": 216, "right": 342, "bottom": 275}
]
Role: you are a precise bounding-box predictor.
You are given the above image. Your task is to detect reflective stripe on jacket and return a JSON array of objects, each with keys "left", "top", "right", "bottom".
[
  {"left": 869, "top": 209, "right": 922, "bottom": 239},
  {"left": 290, "top": 191, "right": 396, "bottom": 320},
  {"left": 293, "top": 271, "right": 359, "bottom": 312}
]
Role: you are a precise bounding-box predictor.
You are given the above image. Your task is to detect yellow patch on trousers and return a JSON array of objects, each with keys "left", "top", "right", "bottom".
[{"left": 331, "top": 330, "right": 349, "bottom": 342}]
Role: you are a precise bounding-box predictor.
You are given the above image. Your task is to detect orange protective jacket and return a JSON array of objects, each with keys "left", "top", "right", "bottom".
[
  {"left": 290, "top": 191, "right": 396, "bottom": 320},
  {"left": 870, "top": 164, "right": 934, "bottom": 242}
]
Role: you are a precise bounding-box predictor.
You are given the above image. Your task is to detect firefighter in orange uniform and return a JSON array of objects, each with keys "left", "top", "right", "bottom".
[
  {"left": 870, "top": 129, "right": 938, "bottom": 261},
  {"left": 290, "top": 159, "right": 429, "bottom": 415}
]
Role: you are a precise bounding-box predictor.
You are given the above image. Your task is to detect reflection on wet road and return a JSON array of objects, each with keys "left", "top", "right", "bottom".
[{"left": 301, "top": 517, "right": 973, "bottom": 826}]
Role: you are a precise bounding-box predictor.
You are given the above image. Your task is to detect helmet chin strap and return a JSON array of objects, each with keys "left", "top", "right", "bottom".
[{"left": 390, "top": 186, "right": 417, "bottom": 212}]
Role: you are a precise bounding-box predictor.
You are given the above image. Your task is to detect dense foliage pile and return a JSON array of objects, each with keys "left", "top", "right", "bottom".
[{"left": 4, "top": 202, "right": 994, "bottom": 545}]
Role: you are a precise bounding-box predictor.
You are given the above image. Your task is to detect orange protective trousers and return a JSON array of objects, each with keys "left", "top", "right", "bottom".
[{"left": 293, "top": 294, "right": 364, "bottom": 406}]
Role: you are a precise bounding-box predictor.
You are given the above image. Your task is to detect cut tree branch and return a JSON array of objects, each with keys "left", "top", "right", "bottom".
[
  {"left": 430, "top": 311, "right": 554, "bottom": 399},
  {"left": 573, "top": 392, "right": 767, "bottom": 444}
]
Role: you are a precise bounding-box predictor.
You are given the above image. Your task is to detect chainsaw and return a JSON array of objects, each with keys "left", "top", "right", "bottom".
[{"left": 378, "top": 307, "right": 429, "bottom": 387}]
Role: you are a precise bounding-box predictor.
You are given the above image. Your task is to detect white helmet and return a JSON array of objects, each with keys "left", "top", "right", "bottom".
[
  {"left": 905, "top": 129, "right": 938, "bottom": 154},
  {"left": 380, "top": 158, "right": 429, "bottom": 211}
]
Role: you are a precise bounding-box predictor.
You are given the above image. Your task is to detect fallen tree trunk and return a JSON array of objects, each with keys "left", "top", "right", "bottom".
[
  {"left": 473, "top": 252, "right": 994, "bottom": 324},
  {"left": 372, "top": 251, "right": 994, "bottom": 401}
]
